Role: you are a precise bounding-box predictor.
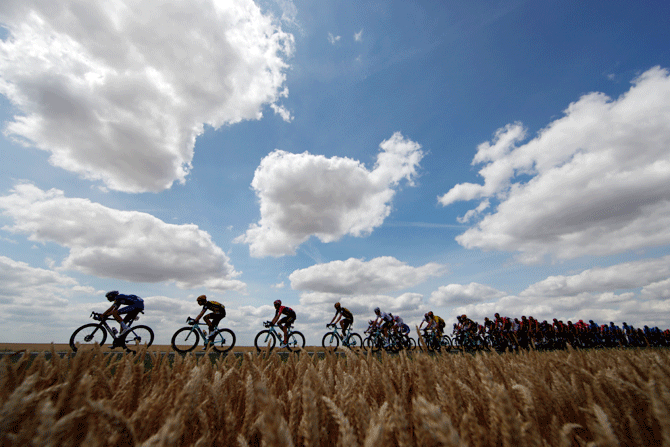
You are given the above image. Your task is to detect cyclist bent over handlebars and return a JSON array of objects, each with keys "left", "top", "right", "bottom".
[
  {"left": 271, "top": 300, "right": 296, "bottom": 347},
  {"left": 100, "top": 291, "right": 144, "bottom": 345}
]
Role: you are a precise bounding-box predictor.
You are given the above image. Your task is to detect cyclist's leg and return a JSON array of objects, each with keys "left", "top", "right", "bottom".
[
  {"left": 277, "top": 316, "right": 289, "bottom": 343},
  {"left": 116, "top": 305, "right": 138, "bottom": 331},
  {"left": 207, "top": 314, "right": 224, "bottom": 338},
  {"left": 341, "top": 319, "right": 351, "bottom": 339}
]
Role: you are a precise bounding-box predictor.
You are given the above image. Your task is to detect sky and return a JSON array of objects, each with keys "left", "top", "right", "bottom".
[{"left": 1, "top": 0, "right": 670, "bottom": 346}]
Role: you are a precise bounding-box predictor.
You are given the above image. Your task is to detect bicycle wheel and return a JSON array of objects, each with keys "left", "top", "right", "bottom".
[
  {"left": 122, "top": 325, "right": 154, "bottom": 352},
  {"left": 370, "top": 335, "right": 383, "bottom": 352},
  {"left": 345, "top": 333, "right": 364, "bottom": 351},
  {"left": 405, "top": 337, "right": 417, "bottom": 351},
  {"left": 171, "top": 327, "right": 200, "bottom": 353},
  {"left": 286, "top": 331, "right": 305, "bottom": 352},
  {"left": 70, "top": 323, "right": 108, "bottom": 352},
  {"left": 441, "top": 335, "right": 453, "bottom": 352},
  {"left": 211, "top": 328, "right": 236, "bottom": 353},
  {"left": 322, "top": 332, "right": 340, "bottom": 351},
  {"left": 254, "top": 330, "right": 277, "bottom": 352}
]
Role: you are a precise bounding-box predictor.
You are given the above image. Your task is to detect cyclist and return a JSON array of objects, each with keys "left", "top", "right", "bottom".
[
  {"left": 421, "top": 311, "right": 446, "bottom": 337},
  {"left": 391, "top": 314, "right": 405, "bottom": 336},
  {"left": 271, "top": 300, "right": 296, "bottom": 347},
  {"left": 419, "top": 312, "right": 432, "bottom": 333},
  {"left": 373, "top": 307, "right": 394, "bottom": 338},
  {"left": 100, "top": 291, "right": 144, "bottom": 346},
  {"left": 329, "top": 302, "right": 354, "bottom": 338},
  {"left": 193, "top": 295, "right": 226, "bottom": 341}
]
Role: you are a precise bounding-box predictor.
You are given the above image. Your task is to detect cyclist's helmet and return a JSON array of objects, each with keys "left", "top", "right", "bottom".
[
  {"left": 461, "top": 314, "right": 467, "bottom": 319},
  {"left": 274, "top": 299, "right": 281, "bottom": 308},
  {"left": 197, "top": 295, "right": 207, "bottom": 304},
  {"left": 334, "top": 302, "right": 341, "bottom": 309},
  {"left": 106, "top": 290, "right": 119, "bottom": 301},
  {"left": 374, "top": 307, "right": 380, "bottom": 314}
]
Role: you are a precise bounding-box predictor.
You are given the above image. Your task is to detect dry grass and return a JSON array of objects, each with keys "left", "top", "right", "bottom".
[{"left": 2, "top": 345, "right": 670, "bottom": 446}]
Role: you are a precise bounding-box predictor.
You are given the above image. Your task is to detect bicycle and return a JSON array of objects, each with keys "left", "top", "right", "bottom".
[
  {"left": 69, "top": 311, "right": 154, "bottom": 353},
  {"left": 254, "top": 321, "right": 305, "bottom": 352},
  {"left": 322, "top": 323, "right": 363, "bottom": 351},
  {"left": 363, "top": 324, "right": 385, "bottom": 352},
  {"left": 421, "top": 329, "right": 452, "bottom": 352},
  {"left": 171, "top": 317, "right": 236, "bottom": 353}
]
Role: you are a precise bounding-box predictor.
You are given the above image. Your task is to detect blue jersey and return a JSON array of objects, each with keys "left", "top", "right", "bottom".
[{"left": 115, "top": 294, "right": 144, "bottom": 308}]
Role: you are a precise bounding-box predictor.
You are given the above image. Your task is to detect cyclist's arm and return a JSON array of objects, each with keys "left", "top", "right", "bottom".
[
  {"left": 193, "top": 307, "right": 206, "bottom": 322},
  {"left": 270, "top": 311, "right": 280, "bottom": 325},
  {"left": 330, "top": 312, "right": 340, "bottom": 324},
  {"left": 101, "top": 303, "right": 119, "bottom": 318}
]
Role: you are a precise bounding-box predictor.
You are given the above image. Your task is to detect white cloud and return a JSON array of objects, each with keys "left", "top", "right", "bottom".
[
  {"left": 0, "top": 0, "right": 293, "bottom": 193},
  {"left": 289, "top": 256, "right": 447, "bottom": 294},
  {"left": 0, "top": 183, "right": 246, "bottom": 292},
  {"left": 429, "top": 282, "right": 506, "bottom": 306},
  {"left": 0, "top": 255, "right": 97, "bottom": 307},
  {"left": 236, "top": 132, "right": 424, "bottom": 257},
  {"left": 441, "top": 255, "right": 670, "bottom": 329},
  {"left": 438, "top": 67, "right": 670, "bottom": 263},
  {"left": 520, "top": 256, "right": 670, "bottom": 297},
  {"left": 327, "top": 32, "right": 341, "bottom": 45},
  {"left": 354, "top": 29, "right": 363, "bottom": 42}
]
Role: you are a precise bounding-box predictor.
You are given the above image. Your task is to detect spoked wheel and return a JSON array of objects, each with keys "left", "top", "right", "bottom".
[
  {"left": 171, "top": 327, "right": 200, "bottom": 353},
  {"left": 286, "top": 331, "right": 305, "bottom": 352},
  {"left": 210, "top": 328, "right": 236, "bottom": 353},
  {"left": 254, "top": 330, "right": 277, "bottom": 353},
  {"left": 122, "top": 325, "right": 154, "bottom": 352},
  {"left": 322, "top": 332, "right": 340, "bottom": 351},
  {"left": 405, "top": 337, "right": 417, "bottom": 351},
  {"left": 441, "top": 335, "right": 453, "bottom": 352},
  {"left": 345, "top": 333, "right": 364, "bottom": 351},
  {"left": 370, "top": 335, "right": 384, "bottom": 352},
  {"left": 70, "top": 323, "right": 107, "bottom": 352}
]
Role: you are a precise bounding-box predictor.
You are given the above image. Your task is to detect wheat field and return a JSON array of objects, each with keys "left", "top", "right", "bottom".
[{"left": 1, "top": 345, "right": 669, "bottom": 446}]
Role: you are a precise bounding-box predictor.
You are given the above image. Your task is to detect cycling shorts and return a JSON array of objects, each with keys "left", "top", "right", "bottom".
[
  {"left": 279, "top": 310, "right": 296, "bottom": 326},
  {"left": 118, "top": 302, "right": 144, "bottom": 314},
  {"left": 208, "top": 313, "right": 225, "bottom": 328}
]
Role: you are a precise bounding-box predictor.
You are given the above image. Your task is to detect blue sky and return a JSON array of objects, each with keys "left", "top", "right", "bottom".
[{"left": 1, "top": 0, "right": 670, "bottom": 345}]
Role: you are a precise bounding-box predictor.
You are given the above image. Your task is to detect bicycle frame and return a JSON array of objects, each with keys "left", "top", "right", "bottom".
[
  {"left": 325, "top": 324, "right": 353, "bottom": 344},
  {"left": 92, "top": 312, "right": 130, "bottom": 341},
  {"left": 180, "top": 320, "right": 209, "bottom": 344},
  {"left": 260, "top": 322, "right": 300, "bottom": 348}
]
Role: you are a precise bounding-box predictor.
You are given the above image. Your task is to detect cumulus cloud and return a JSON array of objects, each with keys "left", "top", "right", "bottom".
[
  {"left": 327, "top": 32, "right": 341, "bottom": 45},
  {"left": 0, "top": 255, "right": 97, "bottom": 308},
  {"left": 442, "top": 255, "right": 670, "bottom": 328},
  {"left": 236, "top": 132, "right": 424, "bottom": 257},
  {"left": 0, "top": 183, "right": 246, "bottom": 292},
  {"left": 354, "top": 29, "right": 363, "bottom": 42},
  {"left": 287, "top": 256, "right": 444, "bottom": 331},
  {"left": 429, "top": 282, "right": 507, "bottom": 306},
  {"left": 290, "top": 256, "right": 446, "bottom": 295},
  {"left": 520, "top": 256, "right": 670, "bottom": 297},
  {"left": 0, "top": 0, "right": 293, "bottom": 192},
  {"left": 438, "top": 67, "right": 670, "bottom": 263}
]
